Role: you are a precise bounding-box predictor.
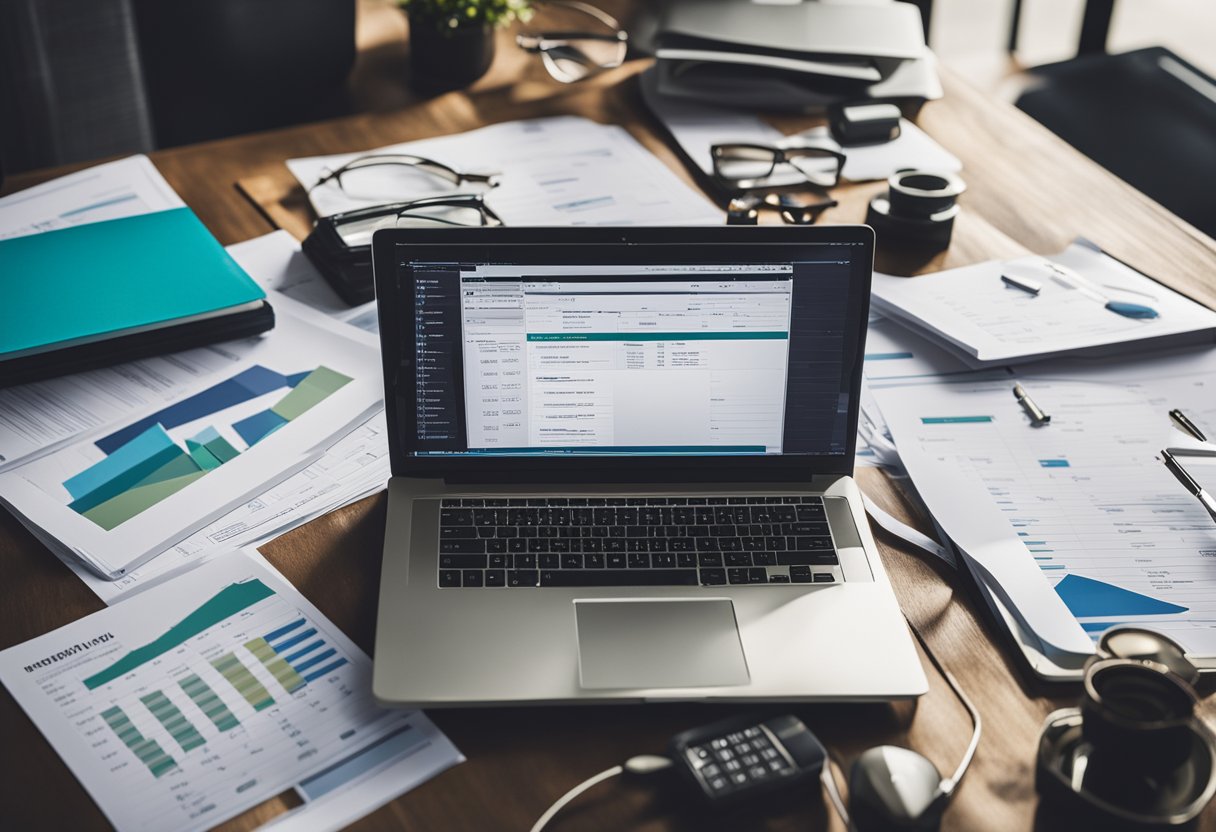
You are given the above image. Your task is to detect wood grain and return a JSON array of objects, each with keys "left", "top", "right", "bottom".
[{"left": 2, "top": 25, "right": 1215, "bottom": 832}]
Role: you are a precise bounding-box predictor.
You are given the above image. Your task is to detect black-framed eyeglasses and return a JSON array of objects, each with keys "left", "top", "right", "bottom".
[
  {"left": 309, "top": 154, "right": 500, "bottom": 202},
  {"left": 327, "top": 193, "right": 503, "bottom": 249},
  {"left": 726, "top": 194, "right": 839, "bottom": 226},
  {"left": 516, "top": 1, "right": 628, "bottom": 83},
  {"left": 711, "top": 142, "right": 846, "bottom": 190}
]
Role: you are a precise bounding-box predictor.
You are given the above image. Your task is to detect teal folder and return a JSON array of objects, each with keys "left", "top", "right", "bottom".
[{"left": 1, "top": 208, "right": 274, "bottom": 385}]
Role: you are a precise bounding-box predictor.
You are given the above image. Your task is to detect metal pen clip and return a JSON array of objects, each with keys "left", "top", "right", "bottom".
[
  {"left": 1013, "top": 382, "right": 1050, "bottom": 425},
  {"left": 1170, "top": 409, "right": 1208, "bottom": 443}
]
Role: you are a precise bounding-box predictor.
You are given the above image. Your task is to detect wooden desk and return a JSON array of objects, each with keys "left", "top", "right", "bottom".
[{"left": 3, "top": 39, "right": 1215, "bottom": 832}]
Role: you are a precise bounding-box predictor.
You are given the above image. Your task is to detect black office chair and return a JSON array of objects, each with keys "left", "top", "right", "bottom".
[{"left": 1011, "top": 1, "right": 1216, "bottom": 238}]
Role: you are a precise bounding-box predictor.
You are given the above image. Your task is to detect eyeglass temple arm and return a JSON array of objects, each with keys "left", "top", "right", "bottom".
[{"left": 534, "top": 0, "right": 623, "bottom": 32}]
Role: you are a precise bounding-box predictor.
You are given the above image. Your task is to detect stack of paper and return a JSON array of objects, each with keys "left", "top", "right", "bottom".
[
  {"left": 0, "top": 154, "right": 395, "bottom": 600},
  {"left": 649, "top": 0, "right": 942, "bottom": 112},
  {"left": 0, "top": 301, "right": 384, "bottom": 580},
  {"left": 871, "top": 241, "right": 1216, "bottom": 366}
]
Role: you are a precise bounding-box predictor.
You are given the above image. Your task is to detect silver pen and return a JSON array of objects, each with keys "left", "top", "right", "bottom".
[
  {"left": 1013, "top": 382, "right": 1050, "bottom": 425},
  {"left": 1161, "top": 449, "right": 1216, "bottom": 523}
]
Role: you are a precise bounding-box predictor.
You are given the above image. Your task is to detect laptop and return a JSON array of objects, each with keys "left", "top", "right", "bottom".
[{"left": 370, "top": 226, "right": 927, "bottom": 706}]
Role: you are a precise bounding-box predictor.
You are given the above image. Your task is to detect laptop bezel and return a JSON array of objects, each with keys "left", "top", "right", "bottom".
[{"left": 371, "top": 225, "right": 874, "bottom": 483}]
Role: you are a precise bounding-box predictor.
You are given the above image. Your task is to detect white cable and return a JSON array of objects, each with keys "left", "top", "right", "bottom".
[
  {"left": 904, "top": 619, "right": 982, "bottom": 795},
  {"left": 820, "top": 758, "right": 851, "bottom": 829},
  {"left": 529, "top": 755, "right": 673, "bottom": 832}
]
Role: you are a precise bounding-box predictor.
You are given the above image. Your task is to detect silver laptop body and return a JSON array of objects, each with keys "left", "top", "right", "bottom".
[{"left": 369, "top": 226, "right": 927, "bottom": 706}]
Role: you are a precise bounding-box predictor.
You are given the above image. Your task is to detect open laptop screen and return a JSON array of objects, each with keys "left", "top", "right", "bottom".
[{"left": 408, "top": 258, "right": 854, "bottom": 459}]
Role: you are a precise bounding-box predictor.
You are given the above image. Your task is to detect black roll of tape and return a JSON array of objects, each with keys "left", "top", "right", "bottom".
[{"left": 866, "top": 169, "right": 966, "bottom": 253}]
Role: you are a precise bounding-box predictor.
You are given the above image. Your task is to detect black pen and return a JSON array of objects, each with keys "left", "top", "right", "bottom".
[
  {"left": 1161, "top": 450, "right": 1216, "bottom": 523},
  {"left": 1013, "top": 382, "right": 1050, "bottom": 425},
  {"left": 1170, "top": 409, "right": 1208, "bottom": 442}
]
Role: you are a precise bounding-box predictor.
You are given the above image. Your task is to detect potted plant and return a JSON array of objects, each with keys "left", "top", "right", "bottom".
[{"left": 401, "top": 0, "right": 532, "bottom": 90}]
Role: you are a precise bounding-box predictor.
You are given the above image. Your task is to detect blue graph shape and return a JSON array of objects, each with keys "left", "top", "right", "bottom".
[
  {"left": 303, "top": 658, "right": 348, "bottom": 683},
  {"left": 284, "top": 640, "right": 325, "bottom": 664},
  {"left": 97, "top": 365, "right": 289, "bottom": 454},
  {"left": 263, "top": 618, "right": 306, "bottom": 643},
  {"left": 1055, "top": 574, "right": 1189, "bottom": 618},
  {"left": 232, "top": 409, "right": 288, "bottom": 446},
  {"left": 64, "top": 423, "right": 179, "bottom": 500},
  {"left": 293, "top": 648, "right": 338, "bottom": 673}
]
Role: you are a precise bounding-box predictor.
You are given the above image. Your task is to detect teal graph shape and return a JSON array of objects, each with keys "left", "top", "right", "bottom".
[
  {"left": 140, "top": 690, "right": 206, "bottom": 752},
  {"left": 83, "top": 579, "right": 276, "bottom": 690},
  {"left": 179, "top": 674, "right": 240, "bottom": 732},
  {"left": 1054, "top": 574, "right": 1189, "bottom": 618},
  {"left": 101, "top": 705, "right": 177, "bottom": 778}
]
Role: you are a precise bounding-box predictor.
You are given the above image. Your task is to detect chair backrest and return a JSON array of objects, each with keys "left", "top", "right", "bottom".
[{"left": 0, "top": 0, "right": 155, "bottom": 174}]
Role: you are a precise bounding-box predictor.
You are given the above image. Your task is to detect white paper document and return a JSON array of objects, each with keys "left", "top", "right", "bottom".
[
  {"left": 0, "top": 549, "right": 461, "bottom": 832},
  {"left": 872, "top": 354, "right": 1216, "bottom": 659},
  {"left": 0, "top": 310, "right": 383, "bottom": 579},
  {"left": 863, "top": 314, "right": 980, "bottom": 382},
  {"left": 796, "top": 121, "right": 961, "bottom": 183},
  {"left": 286, "top": 116, "right": 722, "bottom": 225},
  {"left": 260, "top": 714, "right": 465, "bottom": 832},
  {"left": 0, "top": 155, "right": 183, "bottom": 240},
  {"left": 0, "top": 345, "right": 263, "bottom": 472},
  {"left": 872, "top": 242, "right": 1216, "bottom": 366}
]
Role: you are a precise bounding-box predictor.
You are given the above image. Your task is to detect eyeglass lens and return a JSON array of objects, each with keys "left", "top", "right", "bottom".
[
  {"left": 322, "top": 156, "right": 494, "bottom": 204},
  {"left": 538, "top": 36, "right": 627, "bottom": 82},
  {"left": 518, "top": 2, "right": 626, "bottom": 83},
  {"left": 714, "top": 144, "right": 842, "bottom": 188},
  {"left": 336, "top": 202, "right": 495, "bottom": 248}
]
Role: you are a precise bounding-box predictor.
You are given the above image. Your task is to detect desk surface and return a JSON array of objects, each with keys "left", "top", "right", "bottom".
[{"left": 3, "top": 27, "right": 1216, "bottom": 832}]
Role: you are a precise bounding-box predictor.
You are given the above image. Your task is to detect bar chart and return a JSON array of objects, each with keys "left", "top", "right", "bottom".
[{"left": 2, "top": 554, "right": 407, "bottom": 832}]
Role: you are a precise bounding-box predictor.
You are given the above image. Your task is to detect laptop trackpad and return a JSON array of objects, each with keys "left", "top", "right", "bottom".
[{"left": 574, "top": 599, "right": 750, "bottom": 689}]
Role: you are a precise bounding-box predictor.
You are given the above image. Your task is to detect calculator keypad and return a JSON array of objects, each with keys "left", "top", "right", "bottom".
[{"left": 686, "top": 725, "right": 793, "bottom": 796}]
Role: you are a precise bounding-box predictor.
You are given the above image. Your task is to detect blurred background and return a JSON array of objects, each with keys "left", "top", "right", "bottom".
[{"left": 2, "top": 0, "right": 1213, "bottom": 230}]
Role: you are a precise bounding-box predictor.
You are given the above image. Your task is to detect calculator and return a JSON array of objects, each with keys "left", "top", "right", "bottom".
[{"left": 668, "top": 714, "right": 828, "bottom": 805}]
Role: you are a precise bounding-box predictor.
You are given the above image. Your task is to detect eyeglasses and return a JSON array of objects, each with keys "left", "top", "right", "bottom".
[
  {"left": 327, "top": 193, "right": 503, "bottom": 249},
  {"left": 310, "top": 154, "right": 500, "bottom": 203},
  {"left": 726, "top": 194, "right": 839, "bottom": 225},
  {"left": 711, "top": 142, "right": 846, "bottom": 190},
  {"left": 516, "top": 1, "right": 628, "bottom": 83}
]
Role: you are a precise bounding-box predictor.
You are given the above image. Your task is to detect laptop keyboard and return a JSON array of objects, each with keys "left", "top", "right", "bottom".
[{"left": 436, "top": 496, "right": 839, "bottom": 588}]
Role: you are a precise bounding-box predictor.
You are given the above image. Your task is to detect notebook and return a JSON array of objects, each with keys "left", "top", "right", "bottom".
[{"left": 1, "top": 207, "right": 273, "bottom": 385}]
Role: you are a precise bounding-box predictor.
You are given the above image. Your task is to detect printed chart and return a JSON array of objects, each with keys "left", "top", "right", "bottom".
[
  {"left": 0, "top": 553, "right": 408, "bottom": 832},
  {"left": 62, "top": 365, "right": 351, "bottom": 530},
  {"left": 875, "top": 374, "right": 1216, "bottom": 656}
]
